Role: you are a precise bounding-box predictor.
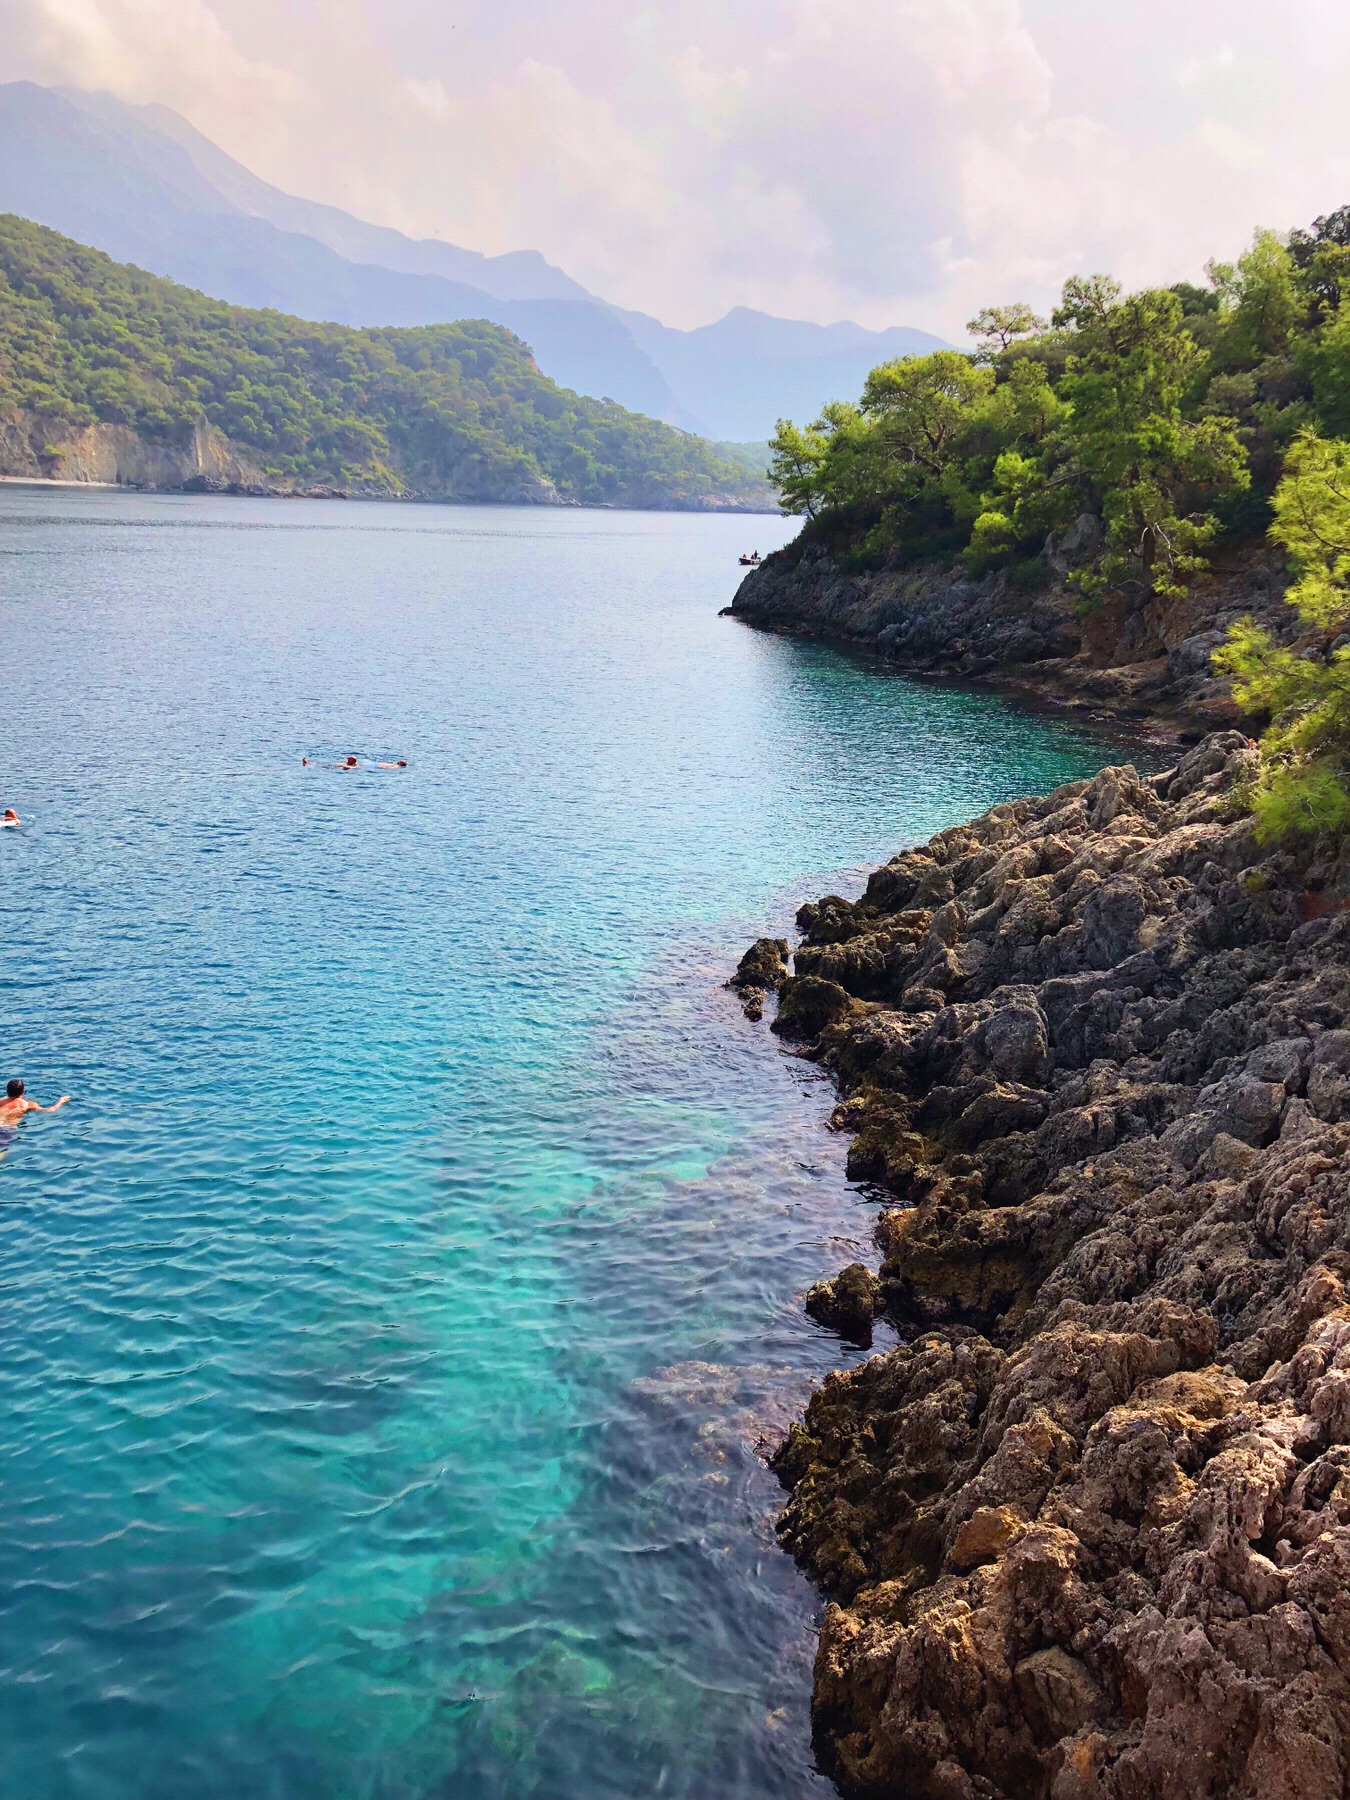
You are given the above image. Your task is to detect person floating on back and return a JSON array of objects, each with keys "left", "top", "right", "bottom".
[
  {"left": 0, "top": 1078, "right": 70, "bottom": 1148},
  {"left": 301, "top": 756, "right": 406, "bottom": 769}
]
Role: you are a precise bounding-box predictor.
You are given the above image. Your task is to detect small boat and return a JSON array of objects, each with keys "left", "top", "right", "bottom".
[{"left": 738, "top": 551, "right": 761, "bottom": 566}]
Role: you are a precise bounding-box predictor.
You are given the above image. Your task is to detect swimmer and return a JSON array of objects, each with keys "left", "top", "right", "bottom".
[
  {"left": 0, "top": 1079, "right": 70, "bottom": 1149},
  {"left": 373, "top": 760, "right": 408, "bottom": 770},
  {"left": 1, "top": 808, "right": 18, "bottom": 827}
]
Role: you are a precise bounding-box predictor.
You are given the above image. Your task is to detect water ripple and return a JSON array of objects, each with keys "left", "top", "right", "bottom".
[{"left": 0, "top": 488, "right": 1145, "bottom": 1799}]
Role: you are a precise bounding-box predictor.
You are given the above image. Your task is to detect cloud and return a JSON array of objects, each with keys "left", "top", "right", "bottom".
[
  {"left": 2, "top": 0, "right": 1350, "bottom": 334},
  {"left": 6, "top": 0, "right": 296, "bottom": 114}
]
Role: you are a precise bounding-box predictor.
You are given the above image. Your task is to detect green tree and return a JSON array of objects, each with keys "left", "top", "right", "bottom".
[
  {"left": 860, "top": 351, "right": 994, "bottom": 477},
  {"left": 1304, "top": 297, "right": 1350, "bottom": 438},
  {"left": 1052, "top": 273, "right": 1123, "bottom": 333},
  {"left": 1288, "top": 206, "right": 1350, "bottom": 320},
  {"left": 1058, "top": 286, "right": 1248, "bottom": 597},
  {"left": 966, "top": 303, "right": 1048, "bottom": 360},
  {"left": 1207, "top": 231, "right": 1302, "bottom": 366},
  {"left": 768, "top": 415, "right": 831, "bottom": 518},
  {"left": 1216, "top": 433, "right": 1350, "bottom": 837}
]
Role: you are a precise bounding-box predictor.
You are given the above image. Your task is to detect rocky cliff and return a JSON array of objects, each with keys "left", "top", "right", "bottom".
[
  {"left": 0, "top": 409, "right": 563, "bottom": 502},
  {"left": 0, "top": 411, "right": 267, "bottom": 491},
  {"left": 731, "top": 534, "right": 1305, "bottom": 743},
  {"left": 754, "top": 733, "right": 1350, "bottom": 1800}
]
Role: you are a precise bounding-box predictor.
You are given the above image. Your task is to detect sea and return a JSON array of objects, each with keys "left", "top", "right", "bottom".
[{"left": 0, "top": 487, "right": 1138, "bottom": 1800}]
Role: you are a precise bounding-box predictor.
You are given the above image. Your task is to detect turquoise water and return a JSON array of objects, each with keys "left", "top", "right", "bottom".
[{"left": 0, "top": 489, "right": 1134, "bottom": 1800}]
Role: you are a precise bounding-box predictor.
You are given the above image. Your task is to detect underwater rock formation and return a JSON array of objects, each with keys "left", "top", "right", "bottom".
[{"left": 763, "top": 732, "right": 1350, "bottom": 1799}]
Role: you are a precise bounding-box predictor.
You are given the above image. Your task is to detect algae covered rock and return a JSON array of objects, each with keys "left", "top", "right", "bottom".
[
  {"left": 804, "top": 1263, "right": 881, "bottom": 1347},
  {"left": 728, "top": 936, "right": 790, "bottom": 991},
  {"left": 773, "top": 975, "right": 858, "bottom": 1039},
  {"left": 727, "top": 936, "right": 789, "bottom": 1020}
]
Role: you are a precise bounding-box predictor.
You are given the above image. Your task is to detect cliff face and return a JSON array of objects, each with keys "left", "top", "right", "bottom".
[
  {"left": 0, "top": 412, "right": 267, "bottom": 490},
  {"left": 759, "top": 734, "right": 1350, "bottom": 1800},
  {"left": 0, "top": 409, "right": 564, "bottom": 503},
  {"left": 731, "top": 536, "right": 1302, "bottom": 740}
]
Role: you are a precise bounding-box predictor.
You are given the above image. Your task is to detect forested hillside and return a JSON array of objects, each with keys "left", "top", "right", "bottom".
[
  {"left": 0, "top": 215, "right": 772, "bottom": 510},
  {"left": 766, "top": 208, "right": 1350, "bottom": 834}
]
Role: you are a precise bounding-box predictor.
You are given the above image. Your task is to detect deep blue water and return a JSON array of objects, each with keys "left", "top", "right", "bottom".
[{"left": 0, "top": 489, "right": 1137, "bottom": 1800}]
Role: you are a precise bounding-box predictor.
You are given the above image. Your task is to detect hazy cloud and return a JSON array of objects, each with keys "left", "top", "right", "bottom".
[{"left": 3, "top": 0, "right": 1350, "bottom": 332}]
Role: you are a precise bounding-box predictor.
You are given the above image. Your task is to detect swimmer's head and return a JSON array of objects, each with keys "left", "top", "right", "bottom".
[
  {"left": 6, "top": 1078, "right": 23, "bottom": 1100},
  {"left": 397, "top": 760, "right": 407, "bottom": 768},
  {"left": 345, "top": 756, "right": 358, "bottom": 767},
  {"left": 2, "top": 808, "right": 17, "bottom": 821}
]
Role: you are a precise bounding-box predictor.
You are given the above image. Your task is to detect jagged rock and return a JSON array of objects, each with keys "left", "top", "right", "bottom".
[
  {"left": 750, "top": 733, "right": 1350, "bottom": 1800},
  {"left": 805, "top": 1263, "right": 881, "bottom": 1347},
  {"left": 729, "top": 937, "right": 790, "bottom": 991},
  {"left": 774, "top": 974, "right": 859, "bottom": 1040}
]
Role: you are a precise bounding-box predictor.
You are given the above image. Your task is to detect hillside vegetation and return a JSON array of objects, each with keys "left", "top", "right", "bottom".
[
  {"left": 0, "top": 214, "right": 771, "bottom": 510},
  {"left": 769, "top": 208, "right": 1350, "bottom": 835}
]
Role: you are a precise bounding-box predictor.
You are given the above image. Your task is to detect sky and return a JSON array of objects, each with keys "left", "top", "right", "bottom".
[{"left": 4, "top": 0, "right": 1350, "bottom": 334}]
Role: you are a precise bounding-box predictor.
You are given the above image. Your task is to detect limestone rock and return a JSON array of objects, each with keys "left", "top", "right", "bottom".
[
  {"left": 805, "top": 1263, "right": 881, "bottom": 1347},
  {"left": 755, "top": 733, "right": 1350, "bottom": 1799},
  {"left": 729, "top": 937, "right": 790, "bottom": 992}
]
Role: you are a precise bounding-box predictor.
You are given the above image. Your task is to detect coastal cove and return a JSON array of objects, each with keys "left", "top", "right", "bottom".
[{"left": 0, "top": 488, "right": 1141, "bottom": 1800}]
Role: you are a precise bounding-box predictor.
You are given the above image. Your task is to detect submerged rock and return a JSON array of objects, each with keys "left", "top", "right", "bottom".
[{"left": 749, "top": 732, "right": 1350, "bottom": 1800}]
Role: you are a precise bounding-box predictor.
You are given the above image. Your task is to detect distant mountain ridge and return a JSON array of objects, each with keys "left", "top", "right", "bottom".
[
  {"left": 0, "top": 80, "right": 949, "bottom": 441},
  {"left": 617, "top": 305, "right": 950, "bottom": 445},
  {"left": 115, "top": 92, "right": 595, "bottom": 305}
]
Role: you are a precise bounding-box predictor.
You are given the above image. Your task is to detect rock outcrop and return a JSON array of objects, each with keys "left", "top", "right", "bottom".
[
  {"left": 728, "top": 935, "right": 790, "bottom": 1021},
  {"left": 0, "top": 412, "right": 270, "bottom": 491},
  {"left": 731, "top": 537, "right": 1305, "bottom": 741},
  {"left": 762, "top": 733, "right": 1350, "bottom": 1799}
]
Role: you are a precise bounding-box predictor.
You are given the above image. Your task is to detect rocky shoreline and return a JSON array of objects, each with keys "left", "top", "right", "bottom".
[
  {"left": 743, "top": 731, "right": 1350, "bottom": 1799},
  {"left": 729, "top": 534, "right": 1307, "bottom": 747}
]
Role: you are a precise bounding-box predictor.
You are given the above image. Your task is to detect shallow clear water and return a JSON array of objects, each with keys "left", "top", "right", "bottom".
[{"left": 0, "top": 488, "right": 1139, "bottom": 1800}]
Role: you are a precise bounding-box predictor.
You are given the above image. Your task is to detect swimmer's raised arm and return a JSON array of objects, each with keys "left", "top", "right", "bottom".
[{"left": 0, "top": 1080, "right": 70, "bottom": 1122}]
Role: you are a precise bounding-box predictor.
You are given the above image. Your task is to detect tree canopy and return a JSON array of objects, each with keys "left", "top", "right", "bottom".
[
  {"left": 1217, "top": 433, "right": 1350, "bottom": 838},
  {"left": 767, "top": 217, "right": 1350, "bottom": 597}
]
